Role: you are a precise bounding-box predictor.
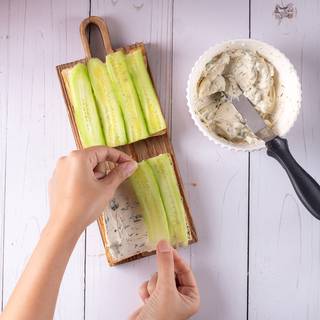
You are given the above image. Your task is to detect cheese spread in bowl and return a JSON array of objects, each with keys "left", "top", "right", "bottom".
[{"left": 187, "top": 39, "right": 301, "bottom": 151}]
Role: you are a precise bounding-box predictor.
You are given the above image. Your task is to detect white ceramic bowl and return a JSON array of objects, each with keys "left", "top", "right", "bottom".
[{"left": 186, "top": 39, "right": 302, "bottom": 151}]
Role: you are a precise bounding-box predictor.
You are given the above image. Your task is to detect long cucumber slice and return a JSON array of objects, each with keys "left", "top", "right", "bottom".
[
  {"left": 68, "top": 63, "right": 106, "bottom": 147},
  {"left": 87, "top": 58, "right": 127, "bottom": 147},
  {"left": 105, "top": 51, "right": 149, "bottom": 143},
  {"left": 130, "top": 160, "right": 170, "bottom": 245},
  {"left": 126, "top": 48, "right": 166, "bottom": 135},
  {"left": 147, "top": 154, "right": 189, "bottom": 246}
]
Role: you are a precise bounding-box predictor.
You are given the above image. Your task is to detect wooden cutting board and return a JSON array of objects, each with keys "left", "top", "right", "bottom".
[{"left": 56, "top": 16, "right": 197, "bottom": 265}]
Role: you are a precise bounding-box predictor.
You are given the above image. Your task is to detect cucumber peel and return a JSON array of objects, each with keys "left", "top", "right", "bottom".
[
  {"left": 105, "top": 51, "right": 149, "bottom": 144},
  {"left": 87, "top": 58, "right": 127, "bottom": 147},
  {"left": 147, "top": 154, "right": 189, "bottom": 246},
  {"left": 126, "top": 48, "right": 166, "bottom": 135},
  {"left": 130, "top": 160, "right": 170, "bottom": 245},
  {"left": 68, "top": 63, "right": 106, "bottom": 147}
]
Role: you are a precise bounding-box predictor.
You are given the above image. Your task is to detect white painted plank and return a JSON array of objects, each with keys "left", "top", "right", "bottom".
[
  {"left": 85, "top": 1, "right": 178, "bottom": 319},
  {"left": 2, "top": 0, "right": 89, "bottom": 319},
  {"left": 0, "top": 0, "right": 9, "bottom": 310},
  {"left": 172, "top": 1, "right": 249, "bottom": 319},
  {"left": 250, "top": 1, "right": 320, "bottom": 319}
]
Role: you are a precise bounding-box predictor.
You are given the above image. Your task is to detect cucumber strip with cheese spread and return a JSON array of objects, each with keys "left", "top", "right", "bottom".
[
  {"left": 130, "top": 160, "right": 170, "bottom": 245},
  {"left": 68, "top": 63, "right": 106, "bottom": 147},
  {"left": 126, "top": 48, "right": 166, "bottom": 135},
  {"left": 147, "top": 154, "right": 189, "bottom": 246},
  {"left": 87, "top": 58, "right": 127, "bottom": 147},
  {"left": 105, "top": 51, "right": 149, "bottom": 143}
]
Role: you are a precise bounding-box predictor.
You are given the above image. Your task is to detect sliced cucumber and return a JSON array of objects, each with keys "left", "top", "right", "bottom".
[
  {"left": 130, "top": 160, "right": 170, "bottom": 246},
  {"left": 87, "top": 58, "right": 127, "bottom": 147},
  {"left": 126, "top": 48, "right": 166, "bottom": 135},
  {"left": 147, "top": 153, "right": 189, "bottom": 246},
  {"left": 68, "top": 63, "right": 106, "bottom": 147},
  {"left": 105, "top": 51, "right": 149, "bottom": 144}
]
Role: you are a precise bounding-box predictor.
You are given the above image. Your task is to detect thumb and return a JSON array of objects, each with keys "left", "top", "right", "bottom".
[
  {"left": 156, "top": 240, "right": 176, "bottom": 288},
  {"left": 102, "top": 160, "right": 137, "bottom": 189}
]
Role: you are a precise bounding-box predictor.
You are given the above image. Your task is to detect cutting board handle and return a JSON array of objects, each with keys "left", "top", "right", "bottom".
[{"left": 80, "top": 16, "right": 113, "bottom": 58}]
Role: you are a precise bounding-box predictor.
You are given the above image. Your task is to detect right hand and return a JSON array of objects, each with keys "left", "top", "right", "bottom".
[{"left": 130, "top": 240, "right": 200, "bottom": 320}]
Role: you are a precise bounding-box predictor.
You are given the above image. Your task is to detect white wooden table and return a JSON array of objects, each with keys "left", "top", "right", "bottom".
[{"left": 1, "top": 0, "right": 320, "bottom": 319}]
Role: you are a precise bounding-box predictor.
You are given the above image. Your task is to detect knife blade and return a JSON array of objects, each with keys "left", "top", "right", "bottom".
[{"left": 233, "top": 95, "right": 276, "bottom": 142}]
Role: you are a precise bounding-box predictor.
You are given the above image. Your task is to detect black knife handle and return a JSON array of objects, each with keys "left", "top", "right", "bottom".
[{"left": 266, "top": 136, "right": 320, "bottom": 220}]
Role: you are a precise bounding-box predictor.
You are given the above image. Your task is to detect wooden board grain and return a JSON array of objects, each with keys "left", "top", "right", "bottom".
[
  {"left": 0, "top": 1, "right": 88, "bottom": 318},
  {"left": 249, "top": 1, "right": 320, "bottom": 319},
  {"left": 56, "top": 27, "right": 197, "bottom": 266}
]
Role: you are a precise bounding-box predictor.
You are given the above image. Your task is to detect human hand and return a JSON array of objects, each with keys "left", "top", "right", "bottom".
[
  {"left": 130, "top": 240, "right": 200, "bottom": 320},
  {"left": 48, "top": 146, "right": 137, "bottom": 235}
]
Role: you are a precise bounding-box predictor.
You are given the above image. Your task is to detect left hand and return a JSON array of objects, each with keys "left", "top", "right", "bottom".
[{"left": 48, "top": 146, "right": 137, "bottom": 235}]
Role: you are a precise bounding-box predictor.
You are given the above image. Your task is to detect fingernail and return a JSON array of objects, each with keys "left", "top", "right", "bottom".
[
  {"left": 122, "top": 161, "right": 137, "bottom": 177},
  {"left": 157, "top": 240, "right": 171, "bottom": 253}
]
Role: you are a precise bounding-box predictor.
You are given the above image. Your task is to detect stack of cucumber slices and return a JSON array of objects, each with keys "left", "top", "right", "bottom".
[
  {"left": 130, "top": 153, "right": 189, "bottom": 247},
  {"left": 68, "top": 48, "right": 166, "bottom": 148}
]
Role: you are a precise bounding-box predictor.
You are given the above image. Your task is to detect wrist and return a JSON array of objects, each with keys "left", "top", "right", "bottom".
[{"left": 45, "top": 214, "right": 84, "bottom": 243}]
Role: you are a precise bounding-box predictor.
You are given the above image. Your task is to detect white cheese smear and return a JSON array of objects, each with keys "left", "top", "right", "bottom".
[
  {"left": 104, "top": 180, "right": 152, "bottom": 261},
  {"left": 196, "top": 49, "right": 276, "bottom": 144},
  {"left": 104, "top": 180, "right": 192, "bottom": 262}
]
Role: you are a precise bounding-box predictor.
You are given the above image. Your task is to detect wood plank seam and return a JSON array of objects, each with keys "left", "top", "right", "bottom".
[
  {"left": 169, "top": 0, "right": 174, "bottom": 136},
  {"left": 83, "top": 229, "right": 87, "bottom": 320},
  {"left": 84, "top": 2, "right": 92, "bottom": 318},
  {"left": 246, "top": 153, "right": 251, "bottom": 320},
  {"left": 247, "top": 2, "right": 252, "bottom": 320},
  {"left": 0, "top": 0, "right": 10, "bottom": 311},
  {"left": 0, "top": 129, "right": 8, "bottom": 314}
]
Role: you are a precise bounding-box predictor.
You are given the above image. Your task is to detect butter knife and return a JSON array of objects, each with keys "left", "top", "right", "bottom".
[{"left": 233, "top": 95, "right": 320, "bottom": 220}]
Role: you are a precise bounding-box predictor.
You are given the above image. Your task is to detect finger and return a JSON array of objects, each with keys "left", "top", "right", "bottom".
[
  {"left": 101, "top": 161, "right": 137, "bottom": 190},
  {"left": 156, "top": 240, "right": 176, "bottom": 288},
  {"left": 94, "top": 161, "right": 108, "bottom": 179},
  {"left": 147, "top": 272, "right": 158, "bottom": 295},
  {"left": 178, "top": 286, "right": 199, "bottom": 297},
  {"left": 173, "top": 249, "right": 197, "bottom": 288},
  {"left": 139, "top": 281, "right": 150, "bottom": 302},
  {"left": 84, "top": 146, "right": 132, "bottom": 168},
  {"left": 94, "top": 171, "right": 106, "bottom": 179}
]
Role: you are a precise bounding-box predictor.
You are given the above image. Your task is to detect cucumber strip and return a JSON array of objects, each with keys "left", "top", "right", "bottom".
[
  {"left": 105, "top": 51, "right": 149, "bottom": 143},
  {"left": 87, "top": 58, "right": 127, "bottom": 147},
  {"left": 130, "top": 160, "right": 170, "bottom": 246},
  {"left": 126, "top": 48, "right": 166, "bottom": 135},
  {"left": 68, "top": 63, "right": 106, "bottom": 147},
  {"left": 147, "top": 153, "right": 189, "bottom": 246}
]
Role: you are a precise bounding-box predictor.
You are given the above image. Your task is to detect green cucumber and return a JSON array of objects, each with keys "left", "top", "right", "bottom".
[
  {"left": 105, "top": 51, "right": 149, "bottom": 143},
  {"left": 126, "top": 48, "right": 166, "bottom": 135},
  {"left": 87, "top": 58, "right": 127, "bottom": 147},
  {"left": 130, "top": 160, "right": 170, "bottom": 245},
  {"left": 69, "top": 63, "right": 106, "bottom": 147},
  {"left": 147, "top": 154, "right": 189, "bottom": 246}
]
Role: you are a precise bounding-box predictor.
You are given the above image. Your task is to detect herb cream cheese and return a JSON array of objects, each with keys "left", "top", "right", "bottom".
[
  {"left": 196, "top": 49, "right": 276, "bottom": 143},
  {"left": 104, "top": 180, "right": 150, "bottom": 261}
]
